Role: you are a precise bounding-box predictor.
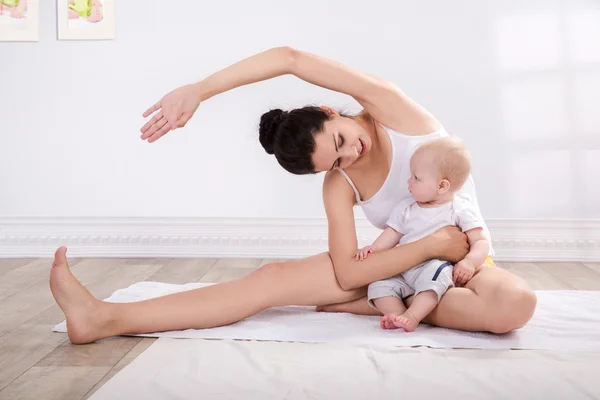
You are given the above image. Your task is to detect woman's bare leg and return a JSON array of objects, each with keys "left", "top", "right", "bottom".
[
  {"left": 50, "top": 246, "right": 366, "bottom": 344},
  {"left": 316, "top": 296, "right": 381, "bottom": 316},
  {"left": 409, "top": 265, "right": 536, "bottom": 333},
  {"left": 318, "top": 266, "right": 537, "bottom": 334}
]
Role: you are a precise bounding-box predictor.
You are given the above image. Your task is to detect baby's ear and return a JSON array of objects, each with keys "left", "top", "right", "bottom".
[{"left": 438, "top": 179, "right": 451, "bottom": 194}]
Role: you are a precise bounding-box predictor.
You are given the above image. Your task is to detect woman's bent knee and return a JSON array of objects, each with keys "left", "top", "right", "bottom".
[{"left": 488, "top": 286, "right": 537, "bottom": 334}]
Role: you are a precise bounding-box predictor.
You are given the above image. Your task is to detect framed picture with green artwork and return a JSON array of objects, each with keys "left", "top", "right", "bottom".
[
  {"left": 57, "top": 0, "right": 115, "bottom": 40},
  {"left": 0, "top": 0, "right": 39, "bottom": 41}
]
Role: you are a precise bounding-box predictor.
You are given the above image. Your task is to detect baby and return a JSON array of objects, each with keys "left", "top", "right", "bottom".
[{"left": 354, "top": 136, "right": 489, "bottom": 332}]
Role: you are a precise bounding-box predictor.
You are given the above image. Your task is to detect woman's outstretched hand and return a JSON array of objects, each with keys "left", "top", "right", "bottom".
[{"left": 140, "top": 83, "right": 203, "bottom": 143}]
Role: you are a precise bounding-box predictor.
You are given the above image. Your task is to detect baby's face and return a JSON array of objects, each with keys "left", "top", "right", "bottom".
[{"left": 407, "top": 150, "right": 442, "bottom": 202}]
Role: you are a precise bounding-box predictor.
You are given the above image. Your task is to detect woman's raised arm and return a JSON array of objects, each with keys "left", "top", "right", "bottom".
[{"left": 141, "top": 46, "right": 437, "bottom": 142}]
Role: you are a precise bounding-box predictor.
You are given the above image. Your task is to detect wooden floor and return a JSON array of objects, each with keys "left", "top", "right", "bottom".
[{"left": 0, "top": 258, "right": 599, "bottom": 400}]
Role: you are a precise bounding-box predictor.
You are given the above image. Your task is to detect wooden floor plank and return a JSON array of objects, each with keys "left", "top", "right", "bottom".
[
  {"left": 0, "top": 258, "right": 37, "bottom": 277},
  {"left": 0, "top": 366, "right": 110, "bottom": 400},
  {"left": 36, "top": 336, "right": 143, "bottom": 368},
  {"left": 144, "top": 258, "right": 218, "bottom": 284},
  {"left": 198, "top": 258, "right": 262, "bottom": 283},
  {"left": 583, "top": 263, "right": 600, "bottom": 274},
  {"left": 499, "top": 262, "right": 575, "bottom": 290},
  {"left": 0, "top": 259, "right": 165, "bottom": 392},
  {"left": 536, "top": 262, "right": 600, "bottom": 290},
  {"left": 0, "top": 258, "right": 83, "bottom": 301}
]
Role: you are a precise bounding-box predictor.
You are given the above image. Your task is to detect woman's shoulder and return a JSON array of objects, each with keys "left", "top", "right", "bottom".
[
  {"left": 322, "top": 169, "right": 357, "bottom": 205},
  {"left": 323, "top": 169, "right": 353, "bottom": 192}
]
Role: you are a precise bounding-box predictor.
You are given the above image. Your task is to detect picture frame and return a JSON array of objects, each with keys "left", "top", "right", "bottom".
[
  {"left": 0, "top": 0, "right": 39, "bottom": 42},
  {"left": 57, "top": 0, "right": 115, "bottom": 40}
]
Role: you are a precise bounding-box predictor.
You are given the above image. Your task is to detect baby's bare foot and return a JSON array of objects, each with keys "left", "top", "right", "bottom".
[
  {"left": 380, "top": 313, "right": 402, "bottom": 330},
  {"left": 50, "top": 246, "right": 110, "bottom": 344},
  {"left": 391, "top": 311, "right": 419, "bottom": 332}
]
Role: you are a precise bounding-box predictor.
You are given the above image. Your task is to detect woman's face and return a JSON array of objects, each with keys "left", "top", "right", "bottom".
[{"left": 311, "top": 111, "right": 372, "bottom": 172}]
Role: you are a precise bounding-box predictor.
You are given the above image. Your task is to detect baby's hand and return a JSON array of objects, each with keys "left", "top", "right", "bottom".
[
  {"left": 453, "top": 259, "right": 475, "bottom": 286},
  {"left": 353, "top": 246, "right": 375, "bottom": 261}
]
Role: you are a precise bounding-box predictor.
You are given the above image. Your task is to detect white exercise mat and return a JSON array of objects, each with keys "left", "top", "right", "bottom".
[
  {"left": 88, "top": 339, "right": 600, "bottom": 400},
  {"left": 53, "top": 282, "right": 600, "bottom": 351}
]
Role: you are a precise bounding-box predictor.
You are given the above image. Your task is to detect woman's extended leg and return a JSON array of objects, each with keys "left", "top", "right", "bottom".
[
  {"left": 50, "top": 247, "right": 366, "bottom": 344},
  {"left": 318, "top": 266, "right": 537, "bottom": 334}
]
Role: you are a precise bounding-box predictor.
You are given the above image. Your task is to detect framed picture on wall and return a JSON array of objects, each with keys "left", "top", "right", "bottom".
[
  {"left": 57, "top": 0, "right": 115, "bottom": 40},
  {"left": 0, "top": 0, "right": 39, "bottom": 41}
]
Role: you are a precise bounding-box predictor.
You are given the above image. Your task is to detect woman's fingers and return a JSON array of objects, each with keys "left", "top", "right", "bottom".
[
  {"left": 147, "top": 121, "right": 173, "bottom": 143},
  {"left": 148, "top": 117, "right": 169, "bottom": 138},
  {"left": 143, "top": 102, "right": 161, "bottom": 118},
  {"left": 140, "top": 110, "right": 163, "bottom": 136}
]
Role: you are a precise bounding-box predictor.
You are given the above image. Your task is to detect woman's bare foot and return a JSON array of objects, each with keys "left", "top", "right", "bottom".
[
  {"left": 391, "top": 311, "right": 419, "bottom": 332},
  {"left": 50, "top": 246, "right": 110, "bottom": 344},
  {"left": 380, "top": 313, "right": 402, "bottom": 329},
  {"left": 87, "top": 0, "right": 103, "bottom": 23}
]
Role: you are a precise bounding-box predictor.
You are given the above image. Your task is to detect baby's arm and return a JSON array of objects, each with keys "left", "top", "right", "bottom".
[
  {"left": 453, "top": 228, "right": 489, "bottom": 285},
  {"left": 372, "top": 227, "right": 404, "bottom": 251},
  {"left": 354, "top": 227, "right": 403, "bottom": 260}
]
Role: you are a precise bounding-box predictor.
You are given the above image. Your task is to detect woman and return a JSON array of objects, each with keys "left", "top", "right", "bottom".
[{"left": 50, "top": 47, "right": 536, "bottom": 344}]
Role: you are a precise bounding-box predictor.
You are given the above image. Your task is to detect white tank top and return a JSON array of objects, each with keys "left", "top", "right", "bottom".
[{"left": 337, "top": 123, "right": 494, "bottom": 254}]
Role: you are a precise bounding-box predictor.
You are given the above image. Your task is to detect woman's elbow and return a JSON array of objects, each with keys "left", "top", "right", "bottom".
[
  {"left": 338, "top": 277, "right": 359, "bottom": 291},
  {"left": 274, "top": 46, "right": 298, "bottom": 71},
  {"left": 330, "top": 257, "right": 361, "bottom": 291}
]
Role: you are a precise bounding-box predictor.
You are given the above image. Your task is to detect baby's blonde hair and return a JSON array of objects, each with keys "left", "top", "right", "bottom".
[{"left": 414, "top": 137, "right": 472, "bottom": 191}]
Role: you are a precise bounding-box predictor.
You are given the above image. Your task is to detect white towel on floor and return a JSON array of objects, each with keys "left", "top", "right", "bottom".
[
  {"left": 52, "top": 282, "right": 600, "bottom": 351},
  {"left": 88, "top": 339, "right": 600, "bottom": 400}
]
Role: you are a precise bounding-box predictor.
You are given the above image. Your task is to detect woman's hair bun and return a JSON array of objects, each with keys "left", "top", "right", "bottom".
[{"left": 259, "top": 108, "right": 287, "bottom": 155}]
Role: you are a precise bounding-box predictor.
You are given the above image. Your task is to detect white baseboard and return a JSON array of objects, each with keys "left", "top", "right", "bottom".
[{"left": 0, "top": 217, "right": 598, "bottom": 262}]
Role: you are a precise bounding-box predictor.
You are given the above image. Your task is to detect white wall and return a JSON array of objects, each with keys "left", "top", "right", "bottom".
[{"left": 1, "top": 0, "right": 599, "bottom": 221}]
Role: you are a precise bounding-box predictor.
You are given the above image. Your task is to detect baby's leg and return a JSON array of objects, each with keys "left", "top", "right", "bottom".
[
  {"left": 368, "top": 276, "right": 414, "bottom": 330},
  {"left": 393, "top": 259, "right": 454, "bottom": 332},
  {"left": 373, "top": 296, "right": 407, "bottom": 329},
  {"left": 391, "top": 290, "right": 438, "bottom": 332}
]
